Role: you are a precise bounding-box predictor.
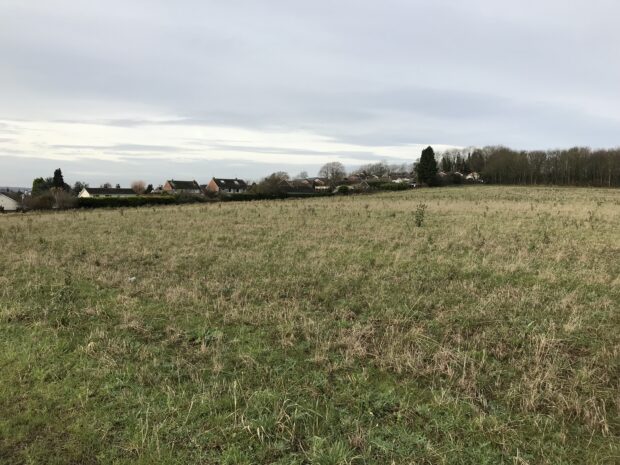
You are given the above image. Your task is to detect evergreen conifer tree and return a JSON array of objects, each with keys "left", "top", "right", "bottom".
[{"left": 415, "top": 146, "right": 438, "bottom": 185}]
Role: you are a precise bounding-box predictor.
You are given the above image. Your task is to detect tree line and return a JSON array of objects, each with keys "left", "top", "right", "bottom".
[
  {"left": 22, "top": 169, "right": 155, "bottom": 210},
  {"left": 15, "top": 145, "right": 620, "bottom": 211},
  {"left": 442, "top": 146, "right": 620, "bottom": 187}
]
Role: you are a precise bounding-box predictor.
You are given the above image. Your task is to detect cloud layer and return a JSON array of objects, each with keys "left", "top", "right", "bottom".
[{"left": 1, "top": 0, "right": 619, "bottom": 185}]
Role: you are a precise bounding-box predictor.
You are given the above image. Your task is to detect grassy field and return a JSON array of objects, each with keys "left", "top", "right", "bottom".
[{"left": 1, "top": 186, "right": 618, "bottom": 464}]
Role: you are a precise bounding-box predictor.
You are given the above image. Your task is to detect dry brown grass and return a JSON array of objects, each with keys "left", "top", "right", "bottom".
[{"left": 0, "top": 185, "right": 618, "bottom": 464}]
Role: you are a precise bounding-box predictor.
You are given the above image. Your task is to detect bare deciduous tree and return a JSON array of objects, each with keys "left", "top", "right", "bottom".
[
  {"left": 253, "top": 172, "right": 290, "bottom": 195},
  {"left": 131, "top": 180, "right": 146, "bottom": 194},
  {"left": 318, "top": 162, "right": 346, "bottom": 186},
  {"left": 457, "top": 146, "right": 620, "bottom": 187}
]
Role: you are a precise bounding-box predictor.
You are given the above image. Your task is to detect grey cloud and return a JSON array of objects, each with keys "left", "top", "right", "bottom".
[
  {"left": 1, "top": 0, "right": 620, "bottom": 184},
  {"left": 205, "top": 142, "right": 376, "bottom": 159},
  {"left": 50, "top": 143, "right": 186, "bottom": 153},
  {"left": 0, "top": 155, "right": 329, "bottom": 187},
  {"left": 0, "top": 123, "right": 18, "bottom": 135},
  {"left": 46, "top": 140, "right": 410, "bottom": 165}
]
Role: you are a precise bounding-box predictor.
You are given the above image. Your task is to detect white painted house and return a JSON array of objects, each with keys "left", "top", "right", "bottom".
[
  {"left": 0, "top": 191, "right": 22, "bottom": 211},
  {"left": 78, "top": 187, "right": 136, "bottom": 198}
]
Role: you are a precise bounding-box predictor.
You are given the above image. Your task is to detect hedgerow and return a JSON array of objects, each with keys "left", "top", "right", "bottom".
[{"left": 77, "top": 196, "right": 178, "bottom": 208}]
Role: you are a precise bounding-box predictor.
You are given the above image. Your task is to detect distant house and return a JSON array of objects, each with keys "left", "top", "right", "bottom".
[
  {"left": 307, "top": 178, "right": 330, "bottom": 191},
  {"left": 0, "top": 191, "right": 22, "bottom": 211},
  {"left": 162, "top": 180, "right": 202, "bottom": 194},
  {"left": 466, "top": 172, "right": 482, "bottom": 182},
  {"left": 78, "top": 187, "right": 135, "bottom": 198},
  {"left": 350, "top": 180, "right": 371, "bottom": 192},
  {"left": 277, "top": 179, "right": 293, "bottom": 192},
  {"left": 283, "top": 177, "right": 330, "bottom": 192},
  {"left": 281, "top": 179, "right": 315, "bottom": 194},
  {"left": 389, "top": 173, "right": 412, "bottom": 183},
  {"left": 334, "top": 181, "right": 370, "bottom": 193},
  {"left": 205, "top": 178, "right": 248, "bottom": 194},
  {"left": 351, "top": 180, "right": 370, "bottom": 192}
]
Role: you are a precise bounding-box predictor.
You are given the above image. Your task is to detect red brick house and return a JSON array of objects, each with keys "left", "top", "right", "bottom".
[
  {"left": 205, "top": 178, "right": 248, "bottom": 194},
  {"left": 162, "top": 180, "right": 202, "bottom": 194}
]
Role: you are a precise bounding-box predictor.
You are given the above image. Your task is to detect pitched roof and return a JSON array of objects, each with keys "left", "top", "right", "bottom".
[
  {"left": 293, "top": 177, "right": 326, "bottom": 186},
  {"left": 281, "top": 180, "right": 314, "bottom": 193},
  {"left": 0, "top": 191, "right": 22, "bottom": 201},
  {"left": 389, "top": 172, "right": 411, "bottom": 180},
  {"left": 212, "top": 178, "right": 248, "bottom": 189},
  {"left": 85, "top": 187, "right": 136, "bottom": 195},
  {"left": 167, "top": 180, "right": 201, "bottom": 190}
]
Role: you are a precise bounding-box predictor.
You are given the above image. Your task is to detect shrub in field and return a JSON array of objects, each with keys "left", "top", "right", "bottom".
[
  {"left": 414, "top": 203, "right": 427, "bottom": 227},
  {"left": 309, "top": 438, "right": 355, "bottom": 465},
  {"left": 337, "top": 185, "right": 350, "bottom": 195}
]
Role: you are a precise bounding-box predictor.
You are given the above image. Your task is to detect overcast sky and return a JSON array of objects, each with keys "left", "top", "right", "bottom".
[{"left": 1, "top": 0, "right": 619, "bottom": 187}]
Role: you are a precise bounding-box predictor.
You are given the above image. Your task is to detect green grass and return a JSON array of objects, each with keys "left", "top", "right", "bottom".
[{"left": 1, "top": 186, "right": 618, "bottom": 464}]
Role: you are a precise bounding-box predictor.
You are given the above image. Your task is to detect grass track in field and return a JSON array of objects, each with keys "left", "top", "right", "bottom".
[{"left": 0, "top": 186, "right": 619, "bottom": 464}]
